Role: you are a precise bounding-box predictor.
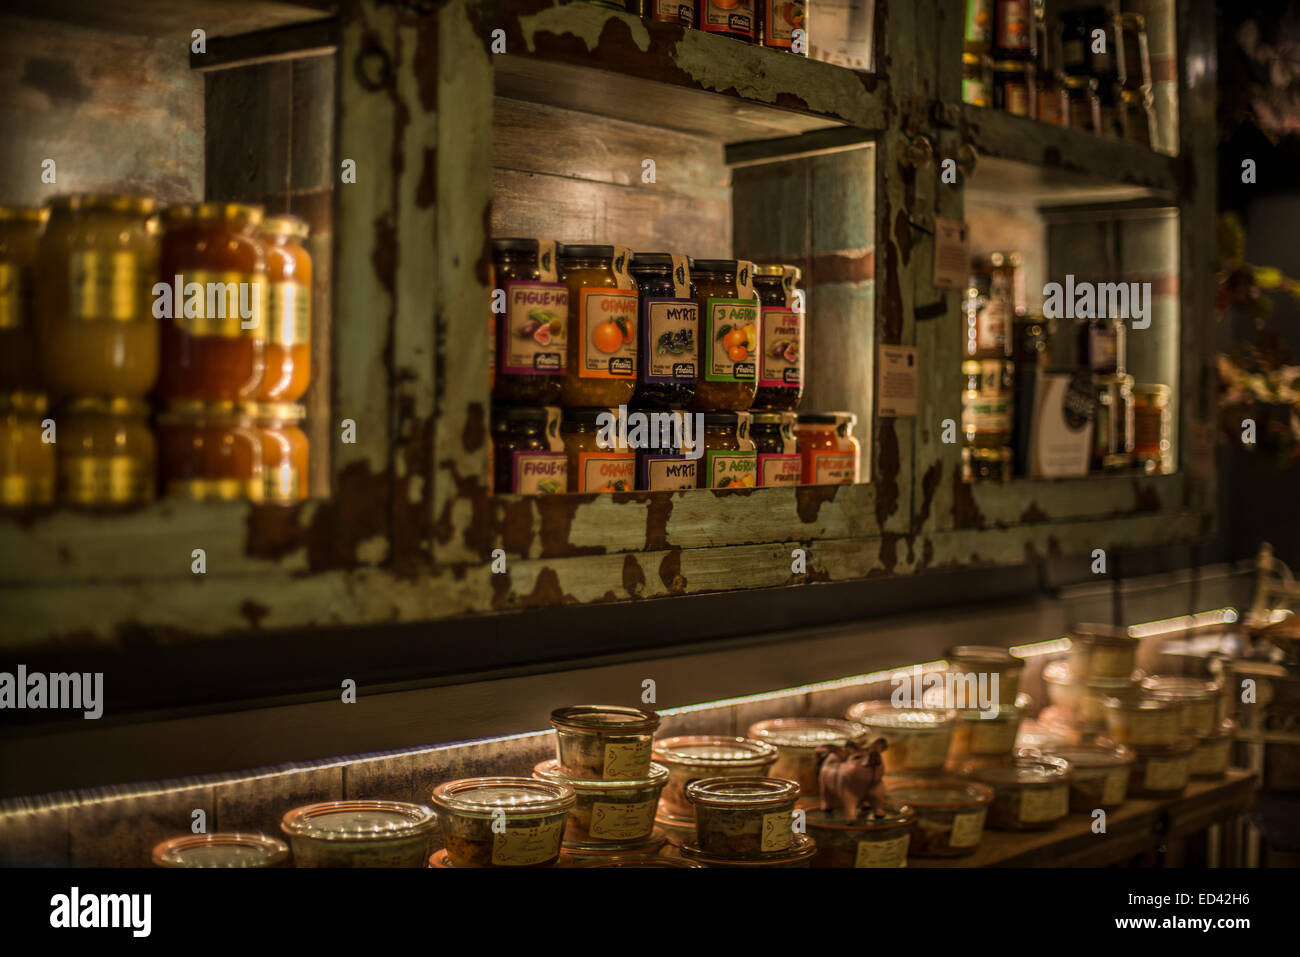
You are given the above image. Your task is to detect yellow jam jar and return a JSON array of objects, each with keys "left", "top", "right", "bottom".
[
  {"left": 0, "top": 392, "right": 55, "bottom": 507},
  {"left": 57, "top": 397, "right": 155, "bottom": 505}
]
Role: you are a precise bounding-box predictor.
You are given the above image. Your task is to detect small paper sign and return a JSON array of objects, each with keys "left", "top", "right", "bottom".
[
  {"left": 932, "top": 217, "right": 970, "bottom": 291},
  {"left": 877, "top": 344, "right": 918, "bottom": 417}
]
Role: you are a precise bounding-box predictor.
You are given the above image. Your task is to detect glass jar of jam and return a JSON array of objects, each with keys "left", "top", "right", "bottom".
[
  {"left": 962, "top": 52, "right": 993, "bottom": 107},
  {"left": 1133, "top": 383, "right": 1172, "bottom": 474},
  {"left": 795, "top": 411, "right": 858, "bottom": 485},
  {"left": 630, "top": 252, "right": 696, "bottom": 408},
  {"left": 645, "top": 1, "right": 694, "bottom": 27},
  {"left": 751, "top": 411, "right": 800, "bottom": 487},
  {"left": 753, "top": 264, "right": 803, "bottom": 410},
  {"left": 759, "top": 1, "right": 805, "bottom": 53},
  {"left": 36, "top": 194, "right": 160, "bottom": 400},
  {"left": 492, "top": 405, "right": 567, "bottom": 495},
  {"left": 560, "top": 244, "right": 637, "bottom": 408},
  {"left": 157, "top": 400, "right": 260, "bottom": 500},
  {"left": 249, "top": 402, "right": 308, "bottom": 503},
  {"left": 699, "top": 0, "right": 756, "bottom": 42},
  {"left": 0, "top": 392, "right": 54, "bottom": 507},
  {"left": 562, "top": 407, "right": 634, "bottom": 492},
  {"left": 255, "top": 214, "right": 312, "bottom": 402},
  {"left": 635, "top": 410, "right": 699, "bottom": 490},
  {"left": 992, "top": 60, "right": 1035, "bottom": 117},
  {"left": 992, "top": 0, "right": 1034, "bottom": 61},
  {"left": 692, "top": 259, "right": 758, "bottom": 411},
  {"left": 58, "top": 397, "right": 155, "bottom": 506},
  {"left": 1063, "top": 74, "right": 1101, "bottom": 133},
  {"left": 0, "top": 206, "right": 48, "bottom": 394},
  {"left": 701, "top": 410, "right": 756, "bottom": 489},
  {"left": 157, "top": 203, "right": 268, "bottom": 402},
  {"left": 493, "top": 238, "right": 566, "bottom": 406},
  {"left": 964, "top": 0, "right": 993, "bottom": 57}
]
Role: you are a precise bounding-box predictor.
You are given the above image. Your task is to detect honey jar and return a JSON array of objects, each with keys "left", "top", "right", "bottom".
[
  {"left": 249, "top": 402, "right": 309, "bottom": 504},
  {"left": 157, "top": 400, "right": 260, "bottom": 501},
  {"left": 255, "top": 214, "right": 312, "bottom": 402},
  {"left": 0, "top": 392, "right": 54, "bottom": 507},
  {"left": 58, "top": 397, "right": 155, "bottom": 506}
]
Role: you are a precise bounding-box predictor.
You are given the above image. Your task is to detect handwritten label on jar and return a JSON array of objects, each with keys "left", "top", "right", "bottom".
[
  {"left": 603, "top": 739, "right": 652, "bottom": 780},
  {"left": 1190, "top": 739, "right": 1229, "bottom": 776},
  {"left": 705, "top": 298, "right": 758, "bottom": 382},
  {"left": 760, "top": 811, "right": 794, "bottom": 852},
  {"left": 1018, "top": 785, "right": 1068, "bottom": 823},
  {"left": 759, "top": 307, "right": 801, "bottom": 389},
  {"left": 701, "top": 0, "right": 754, "bottom": 37},
  {"left": 758, "top": 453, "right": 801, "bottom": 487},
  {"left": 266, "top": 282, "right": 310, "bottom": 345},
  {"left": 949, "top": 808, "right": 987, "bottom": 847},
  {"left": 579, "top": 289, "right": 637, "bottom": 378},
  {"left": 810, "top": 451, "right": 856, "bottom": 485},
  {"left": 641, "top": 298, "right": 697, "bottom": 384},
  {"left": 763, "top": 1, "right": 804, "bottom": 49},
  {"left": 70, "top": 251, "right": 146, "bottom": 322},
  {"left": 502, "top": 281, "right": 567, "bottom": 376},
  {"left": 1143, "top": 755, "right": 1189, "bottom": 792},
  {"left": 640, "top": 455, "right": 697, "bottom": 491},
  {"left": 707, "top": 450, "right": 757, "bottom": 489},
  {"left": 492, "top": 818, "right": 565, "bottom": 866},
  {"left": 590, "top": 800, "right": 657, "bottom": 841},
  {"left": 855, "top": 833, "right": 909, "bottom": 867},
  {"left": 512, "top": 451, "right": 567, "bottom": 495},
  {"left": 1101, "top": 768, "right": 1130, "bottom": 805},
  {"left": 971, "top": 718, "right": 1017, "bottom": 754},
  {"left": 578, "top": 452, "right": 635, "bottom": 493}
]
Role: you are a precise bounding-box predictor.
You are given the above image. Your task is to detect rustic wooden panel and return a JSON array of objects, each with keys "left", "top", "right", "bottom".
[{"left": 205, "top": 61, "right": 293, "bottom": 200}]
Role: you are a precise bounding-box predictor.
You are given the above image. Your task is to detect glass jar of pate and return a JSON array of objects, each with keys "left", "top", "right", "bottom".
[
  {"left": 747, "top": 717, "right": 868, "bottom": 798},
  {"left": 844, "top": 702, "right": 956, "bottom": 775},
  {"left": 947, "top": 704, "right": 1023, "bottom": 761},
  {"left": 0, "top": 206, "right": 48, "bottom": 393},
  {"left": 493, "top": 238, "right": 566, "bottom": 405},
  {"left": 691, "top": 258, "right": 758, "bottom": 411},
  {"left": 254, "top": 214, "right": 312, "bottom": 402},
  {"left": 887, "top": 777, "right": 994, "bottom": 858},
  {"left": 152, "top": 833, "right": 288, "bottom": 868},
  {"left": 57, "top": 397, "right": 155, "bottom": 506},
  {"left": 751, "top": 411, "right": 801, "bottom": 487},
  {"left": 963, "top": 755, "right": 1072, "bottom": 831},
  {"left": 945, "top": 644, "right": 1024, "bottom": 706},
  {"left": 686, "top": 776, "right": 799, "bottom": 858},
  {"left": 795, "top": 412, "right": 859, "bottom": 485},
  {"left": 680, "top": 833, "right": 816, "bottom": 867},
  {"left": 0, "top": 392, "right": 55, "bottom": 507},
  {"left": 1189, "top": 719, "right": 1236, "bottom": 779},
  {"left": 562, "top": 407, "right": 635, "bottom": 492},
  {"left": 1142, "top": 675, "right": 1220, "bottom": 736},
  {"left": 652, "top": 736, "right": 778, "bottom": 821},
  {"left": 431, "top": 778, "right": 574, "bottom": 867},
  {"left": 281, "top": 800, "right": 438, "bottom": 867},
  {"left": 630, "top": 252, "right": 696, "bottom": 408},
  {"left": 493, "top": 405, "right": 566, "bottom": 495},
  {"left": 636, "top": 415, "right": 699, "bottom": 490},
  {"left": 561, "top": 829, "right": 668, "bottom": 864},
  {"left": 1042, "top": 659, "right": 1142, "bottom": 731},
  {"left": 701, "top": 410, "right": 756, "bottom": 489},
  {"left": 37, "top": 194, "right": 160, "bottom": 399},
  {"left": 1043, "top": 743, "right": 1134, "bottom": 811},
  {"left": 752, "top": 263, "right": 803, "bottom": 410},
  {"left": 1102, "top": 696, "right": 1180, "bottom": 747},
  {"left": 156, "top": 401, "right": 260, "bottom": 501},
  {"left": 550, "top": 705, "right": 660, "bottom": 780},
  {"left": 804, "top": 804, "right": 915, "bottom": 868},
  {"left": 1068, "top": 623, "right": 1138, "bottom": 679},
  {"left": 249, "top": 402, "right": 309, "bottom": 504},
  {"left": 1128, "top": 739, "right": 1197, "bottom": 797},
  {"left": 533, "top": 758, "right": 668, "bottom": 849},
  {"left": 560, "top": 244, "right": 637, "bottom": 407},
  {"left": 157, "top": 203, "right": 268, "bottom": 402}
]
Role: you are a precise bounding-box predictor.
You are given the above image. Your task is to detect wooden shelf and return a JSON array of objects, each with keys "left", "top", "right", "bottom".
[{"left": 11, "top": 0, "right": 332, "bottom": 39}]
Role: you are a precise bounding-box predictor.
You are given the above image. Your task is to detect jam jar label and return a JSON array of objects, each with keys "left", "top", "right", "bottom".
[
  {"left": 704, "top": 298, "right": 758, "bottom": 382},
  {"left": 854, "top": 833, "right": 909, "bottom": 868},
  {"left": 511, "top": 451, "right": 567, "bottom": 495},
  {"left": 501, "top": 281, "right": 567, "bottom": 376},
  {"left": 266, "top": 281, "right": 310, "bottom": 345},
  {"left": 70, "top": 251, "right": 148, "bottom": 322},
  {"left": 759, "top": 307, "right": 801, "bottom": 389},
  {"left": 996, "top": 0, "right": 1031, "bottom": 51},
  {"left": 758, "top": 453, "right": 801, "bottom": 487},
  {"left": 1003, "top": 80, "right": 1031, "bottom": 116},
  {"left": 603, "top": 739, "right": 652, "bottom": 779},
  {"left": 810, "top": 451, "right": 856, "bottom": 485},
  {"left": 641, "top": 298, "right": 697, "bottom": 385},
  {"left": 1101, "top": 768, "right": 1129, "bottom": 805},
  {"left": 590, "top": 800, "right": 657, "bottom": 841},
  {"left": 1018, "top": 785, "right": 1068, "bottom": 823},
  {"left": 707, "top": 450, "right": 756, "bottom": 489},
  {"left": 577, "top": 452, "right": 635, "bottom": 493},
  {"left": 1144, "top": 755, "right": 1189, "bottom": 791},
  {"left": 579, "top": 289, "right": 637, "bottom": 379},
  {"left": 902, "top": 731, "right": 950, "bottom": 769},
  {"left": 965, "top": 0, "right": 991, "bottom": 43},
  {"left": 764, "top": 1, "right": 804, "bottom": 48},
  {"left": 654, "top": 0, "right": 695, "bottom": 25},
  {"left": 492, "top": 818, "right": 565, "bottom": 866},
  {"left": 1190, "top": 739, "right": 1229, "bottom": 775},
  {"left": 970, "top": 717, "right": 1016, "bottom": 754},
  {"left": 640, "top": 454, "right": 697, "bottom": 491},
  {"left": 761, "top": 811, "right": 794, "bottom": 852},
  {"left": 949, "top": 808, "right": 986, "bottom": 847},
  {"left": 701, "top": 0, "right": 754, "bottom": 36}
]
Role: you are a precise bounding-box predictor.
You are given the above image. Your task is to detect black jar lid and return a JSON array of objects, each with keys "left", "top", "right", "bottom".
[
  {"left": 492, "top": 405, "right": 552, "bottom": 424},
  {"left": 630, "top": 252, "right": 676, "bottom": 269},
  {"left": 691, "top": 258, "right": 741, "bottom": 273},
  {"left": 491, "top": 237, "right": 538, "bottom": 254},
  {"left": 702, "top": 411, "right": 740, "bottom": 427},
  {"left": 797, "top": 412, "right": 839, "bottom": 425},
  {"left": 559, "top": 243, "right": 615, "bottom": 260},
  {"left": 562, "top": 407, "right": 612, "bottom": 427}
]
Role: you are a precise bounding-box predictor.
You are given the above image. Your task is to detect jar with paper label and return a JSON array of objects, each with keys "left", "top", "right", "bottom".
[
  {"left": 948, "top": 704, "right": 1022, "bottom": 761},
  {"left": 281, "top": 800, "right": 437, "bottom": 867},
  {"left": 701, "top": 411, "right": 756, "bottom": 489},
  {"left": 562, "top": 407, "right": 634, "bottom": 493},
  {"left": 946, "top": 645, "right": 1024, "bottom": 706},
  {"left": 751, "top": 411, "right": 801, "bottom": 487},
  {"left": 964, "top": 0, "right": 993, "bottom": 56},
  {"left": 962, "top": 359, "right": 1014, "bottom": 450},
  {"left": 795, "top": 412, "right": 858, "bottom": 485},
  {"left": 630, "top": 252, "right": 696, "bottom": 408},
  {"left": 805, "top": 805, "right": 915, "bottom": 868},
  {"left": 37, "top": 195, "right": 160, "bottom": 400},
  {"left": 699, "top": 0, "right": 756, "bottom": 42},
  {"left": 493, "top": 406, "right": 566, "bottom": 495},
  {"left": 1128, "top": 738, "right": 1196, "bottom": 797},
  {"left": 157, "top": 401, "right": 260, "bottom": 501},
  {"left": 152, "top": 833, "right": 289, "bottom": 868},
  {"left": 887, "top": 777, "right": 994, "bottom": 858},
  {"left": 759, "top": 1, "right": 805, "bottom": 53},
  {"left": 0, "top": 207, "right": 48, "bottom": 393},
  {"left": 249, "top": 403, "right": 308, "bottom": 503},
  {"left": 58, "top": 397, "right": 154, "bottom": 506},
  {"left": 653, "top": 736, "right": 778, "bottom": 821},
  {"left": 963, "top": 755, "right": 1071, "bottom": 830},
  {"left": 845, "top": 702, "right": 956, "bottom": 775},
  {"left": 636, "top": 413, "right": 698, "bottom": 490},
  {"left": 1042, "top": 659, "right": 1142, "bottom": 731},
  {"left": 646, "top": 0, "right": 694, "bottom": 27},
  {"left": 1044, "top": 743, "right": 1134, "bottom": 811},
  {"left": 1103, "top": 696, "right": 1180, "bottom": 747},
  {"left": 431, "top": 778, "right": 575, "bottom": 868},
  {"left": 752, "top": 264, "right": 803, "bottom": 410},
  {"left": 680, "top": 834, "right": 816, "bottom": 867},
  {"left": 993, "top": 0, "right": 1034, "bottom": 60},
  {"left": 254, "top": 214, "right": 311, "bottom": 402},
  {"left": 687, "top": 776, "right": 799, "bottom": 859},
  {"left": 1133, "top": 384, "right": 1171, "bottom": 473},
  {"left": 1068, "top": 622, "right": 1137, "bottom": 678},
  {"left": 1189, "top": 719, "right": 1235, "bottom": 779},
  {"left": 157, "top": 203, "right": 268, "bottom": 402},
  {"left": 993, "top": 60, "right": 1035, "bottom": 117},
  {"left": 560, "top": 244, "right": 637, "bottom": 407},
  {"left": 747, "top": 717, "right": 867, "bottom": 798},
  {"left": 0, "top": 392, "right": 54, "bottom": 507},
  {"left": 1142, "top": 676, "right": 1221, "bottom": 736},
  {"left": 691, "top": 259, "right": 758, "bottom": 411},
  {"left": 550, "top": 705, "right": 660, "bottom": 781},
  {"left": 963, "top": 52, "right": 993, "bottom": 106},
  {"left": 493, "top": 238, "right": 566, "bottom": 405},
  {"left": 533, "top": 758, "right": 667, "bottom": 850},
  {"left": 964, "top": 269, "right": 1012, "bottom": 359}
]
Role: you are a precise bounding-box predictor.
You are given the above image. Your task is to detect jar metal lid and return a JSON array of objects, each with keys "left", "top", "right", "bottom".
[
  {"left": 431, "top": 777, "right": 575, "bottom": 817},
  {"left": 965, "top": 755, "right": 1072, "bottom": 786},
  {"left": 747, "top": 716, "right": 867, "bottom": 749},
  {"left": 533, "top": 758, "right": 668, "bottom": 790},
  {"left": 1043, "top": 659, "right": 1143, "bottom": 689},
  {"left": 847, "top": 701, "right": 956, "bottom": 730},
  {"left": 54, "top": 193, "right": 157, "bottom": 216},
  {"left": 64, "top": 397, "right": 150, "bottom": 417},
  {"left": 1103, "top": 695, "right": 1174, "bottom": 715},
  {"left": 559, "top": 243, "right": 615, "bottom": 260},
  {"left": 262, "top": 213, "right": 309, "bottom": 239},
  {"left": 491, "top": 237, "right": 539, "bottom": 254},
  {"left": 703, "top": 411, "right": 739, "bottom": 427},
  {"left": 550, "top": 704, "right": 660, "bottom": 734},
  {"left": 1141, "top": 675, "right": 1219, "bottom": 701},
  {"left": 1042, "top": 743, "right": 1134, "bottom": 769},
  {"left": 951, "top": 703, "right": 1022, "bottom": 722},
  {"left": 280, "top": 800, "right": 437, "bottom": 841},
  {"left": 795, "top": 412, "right": 839, "bottom": 425},
  {"left": 0, "top": 206, "right": 49, "bottom": 223},
  {"left": 653, "top": 735, "right": 778, "bottom": 768},
  {"left": 493, "top": 405, "right": 553, "bottom": 424},
  {"left": 803, "top": 803, "right": 916, "bottom": 830},
  {"left": 680, "top": 833, "right": 816, "bottom": 866},
  {"left": 629, "top": 252, "right": 680, "bottom": 269},
  {"left": 152, "top": 832, "right": 288, "bottom": 868},
  {"left": 686, "top": 776, "right": 800, "bottom": 808},
  {"left": 164, "top": 202, "right": 263, "bottom": 228},
  {"left": 158, "top": 400, "right": 250, "bottom": 423},
  {"left": 753, "top": 263, "right": 791, "bottom": 277},
  {"left": 884, "top": 777, "right": 995, "bottom": 809},
  {"left": 747, "top": 412, "right": 788, "bottom": 427},
  {"left": 946, "top": 645, "right": 1024, "bottom": 669},
  {"left": 1134, "top": 383, "right": 1170, "bottom": 398},
  {"left": 1127, "top": 737, "right": 1198, "bottom": 758}
]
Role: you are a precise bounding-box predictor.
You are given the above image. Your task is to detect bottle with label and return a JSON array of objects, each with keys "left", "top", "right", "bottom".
[
  {"left": 962, "top": 359, "right": 1014, "bottom": 450},
  {"left": 963, "top": 52, "right": 993, "bottom": 107},
  {"left": 560, "top": 244, "right": 638, "bottom": 408},
  {"left": 964, "top": 256, "right": 1016, "bottom": 360},
  {"left": 691, "top": 258, "right": 759, "bottom": 411},
  {"left": 964, "top": 0, "right": 994, "bottom": 56},
  {"left": 562, "top": 406, "right": 635, "bottom": 492},
  {"left": 700, "top": 410, "right": 757, "bottom": 489},
  {"left": 751, "top": 411, "right": 801, "bottom": 486},
  {"left": 752, "top": 263, "right": 804, "bottom": 410},
  {"left": 993, "top": 60, "right": 1036, "bottom": 117},
  {"left": 630, "top": 252, "right": 697, "bottom": 408},
  {"left": 493, "top": 238, "right": 566, "bottom": 406},
  {"left": 699, "top": 0, "right": 756, "bottom": 43},
  {"left": 993, "top": 0, "right": 1034, "bottom": 62},
  {"left": 1033, "top": 4, "right": 1066, "bottom": 126},
  {"left": 636, "top": 411, "right": 699, "bottom": 490},
  {"left": 645, "top": 0, "right": 695, "bottom": 27},
  {"left": 492, "top": 405, "right": 567, "bottom": 495},
  {"left": 759, "top": 1, "right": 805, "bottom": 54},
  {"left": 1132, "top": 383, "right": 1172, "bottom": 474},
  {"left": 795, "top": 412, "right": 859, "bottom": 485},
  {"left": 1077, "top": 316, "right": 1126, "bottom": 375}
]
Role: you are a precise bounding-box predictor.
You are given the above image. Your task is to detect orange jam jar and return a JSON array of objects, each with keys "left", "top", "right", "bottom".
[
  {"left": 753, "top": 263, "right": 803, "bottom": 411},
  {"left": 0, "top": 392, "right": 54, "bottom": 507},
  {"left": 0, "top": 206, "right": 49, "bottom": 393},
  {"left": 562, "top": 407, "right": 634, "bottom": 492},
  {"left": 795, "top": 412, "right": 860, "bottom": 485},
  {"left": 249, "top": 402, "right": 309, "bottom": 503},
  {"left": 560, "top": 244, "right": 638, "bottom": 408},
  {"left": 157, "top": 401, "right": 259, "bottom": 501},
  {"left": 36, "top": 194, "right": 160, "bottom": 399},
  {"left": 58, "top": 397, "right": 155, "bottom": 506},
  {"left": 157, "top": 203, "right": 268, "bottom": 402},
  {"left": 255, "top": 214, "right": 312, "bottom": 402},
  {"left": 691, "top": 258, "right": 758, "bottom": 411}
]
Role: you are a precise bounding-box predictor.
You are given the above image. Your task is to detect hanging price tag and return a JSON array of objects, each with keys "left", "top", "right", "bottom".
[{"left": 932, "top": 218, "right": 970, "bottom": 291}]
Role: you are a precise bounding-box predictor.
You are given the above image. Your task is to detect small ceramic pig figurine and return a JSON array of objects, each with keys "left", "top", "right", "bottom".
[{"left": 817, "top": 738, "right": 889, "bottom": 822}]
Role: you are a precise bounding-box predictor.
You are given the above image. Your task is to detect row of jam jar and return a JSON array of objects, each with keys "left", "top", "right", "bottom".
[
  {"left": 590, "top": 1, "right": 807, "bottom": 53},
  {"left": 490, "top": 240, "right": 804, "bottom": 413},
  {"left": 0, "top": 197, "right": 312, "bottom": 403},
  {"left": 491, "top": 406, "right": 860, "bottom": 493}
]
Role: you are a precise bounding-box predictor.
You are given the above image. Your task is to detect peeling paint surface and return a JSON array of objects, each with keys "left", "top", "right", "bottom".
[{"left": 518, "top": 5, "right": 650, "bottom": 54}]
